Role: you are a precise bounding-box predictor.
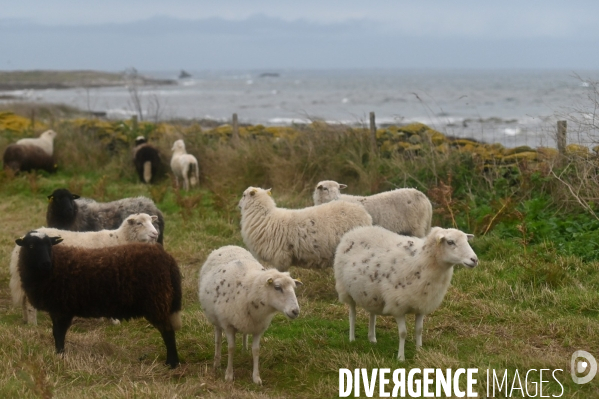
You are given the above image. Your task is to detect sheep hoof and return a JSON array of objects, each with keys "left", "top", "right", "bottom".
[
  {"left": 253, "top": 376, "right": 263, "bottom": 385},
  {"left": 225, "top": 372, "right": 234, "bottom": 382}
]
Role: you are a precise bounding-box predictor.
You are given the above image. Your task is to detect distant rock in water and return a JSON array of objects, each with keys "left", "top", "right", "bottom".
[
  {"left": 179, "top": 70, "right": 192, "bottom": 79},
  {"left": 259, "top": 72, "right": 280, "bottom": 78}
]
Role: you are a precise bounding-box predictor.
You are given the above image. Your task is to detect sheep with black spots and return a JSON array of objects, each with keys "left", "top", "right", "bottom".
[
  {"left": 16, "top": 129, "right": 57, "bottom": 156},
  {"left": 313, "top": 180, "right": 433, "bottom": 237},
  {"left": 15, "top": 231, "right": 182, "bottom": 368},
  {"left": 199, "top": 245, "right": 302, "bottom": 384},
  {"left": 10, "top": 213, "right": 160, "bottom": 325},
  {"left": 239, "top": 186, "right": 372, "bottom": 271},
  {"left": 46, "top": 188, "right": 165, "bottom": 244},
  {"left": 3, "top": 144, "right": 56, "bottom": 173},
  {"left": 170, "top": 139, "right": 199, "bottom": 190},
  {"left": 133, "top": 136, "right": 163, "bottom": 184},
  {"left": 334, "top": 226, "right": 478, "bottom": 360}
]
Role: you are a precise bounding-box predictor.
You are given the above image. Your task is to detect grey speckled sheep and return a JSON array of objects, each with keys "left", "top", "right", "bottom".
[
  {"left": 199, "top": 245, "right": 301, "bottom": 384},
  {"left": 313, "top": 180, "right": 432, "bottom": 237},
  {"left": 334, "top": 226, "right": 478, "bottom": 360},
  {"left": 46, "top": 188, "right": 165, "bottom": 244},
  {"left": 239, "top": 186, "right": 372, "bottom": 271},
  {"left": 15, "top": 231, "right": 182, "bottom": 368}
]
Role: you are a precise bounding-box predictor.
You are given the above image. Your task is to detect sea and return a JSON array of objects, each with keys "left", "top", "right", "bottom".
[{"left": 3, "top": 69, "right": 599, "bottom": 149}]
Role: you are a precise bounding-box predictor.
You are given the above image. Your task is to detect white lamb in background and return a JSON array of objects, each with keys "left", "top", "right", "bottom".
[
  {"left": 16, "top": 130, "right": 57, "bottom": 156},
  {"left": 334, "top": 226, "right": 478, "bottom": 360},
  {"left": 199, "top": 245, "right": 302, "bottom": 384},
  {"left": 9, "top": 213, "right": 159, "bottom": 325},
  {"left": 312, "top": 180, "right": 433, "bottom": 237},
  {"left": 239, "top": 186, "right": 372, "bottom": 271},
  {"left": 170, "top": 139, "right": 200, "bottom": 190}
]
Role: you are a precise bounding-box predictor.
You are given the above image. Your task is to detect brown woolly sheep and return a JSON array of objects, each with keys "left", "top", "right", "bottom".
[
  {"left": 3, "top": 144, "right": 57, "bottom": 173},
  {"left": 46, "top": 188, "right": 165, "bottom": 244},
  {"left": 15, "top": 231, "right": 182, "bottom": 368}
]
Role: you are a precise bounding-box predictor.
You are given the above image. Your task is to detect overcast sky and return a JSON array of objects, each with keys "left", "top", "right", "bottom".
[{"left": 2, "top": 1, "right": 598, "bottom": 71}]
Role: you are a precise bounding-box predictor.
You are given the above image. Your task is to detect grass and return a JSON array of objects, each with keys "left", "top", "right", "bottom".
[{"left": 0, "top": 118, "right": 598, "bottom": 398}]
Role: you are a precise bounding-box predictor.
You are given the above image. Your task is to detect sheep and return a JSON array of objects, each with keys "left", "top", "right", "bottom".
[
  {"left": 239, "top": 186, "right": 373, "bottom": 271},
  {"left": 334, "top": 226, "right": 478, "bottom": 360},
  {"left": 3, "top": 144, "right": 57, "bottom": 173},
  {"left": 133, "top": 136, "right": 163, "bottom": 184},
  {"left": 16, "top": 129, "right": 57, "bottom": 156},
  {"left": 9, "top": 213, "right": 160, "bottom": 325},
  {"left": 170, "top": 139, "right": 199, "bottom": 190},
  {"left": 199, "top": 245, "right": 302, "bottom": 384},
  {"left": 46, "top": 188, "right": 165, "bottom": 244},
  {"left": 313, "top": 180, "right": 433, "bottom": 237},
  {"left": 15, "top": 231, "right": 182, "bottom": 368}
]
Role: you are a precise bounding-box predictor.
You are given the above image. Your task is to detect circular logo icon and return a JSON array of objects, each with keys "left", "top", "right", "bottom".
[{"left": 571, "top": 350, "right": 597, "bottom": 385}]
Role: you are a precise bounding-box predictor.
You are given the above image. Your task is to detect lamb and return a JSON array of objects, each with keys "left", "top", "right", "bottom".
[
  {"left": 9, "top": 213, "right": 160, "bottom": 325},
  {"left": 46, "top": 188, "right": 165, "bottom": 244},
  {"left": 170, "top": 139, "right": 200, "bottom": 190},
  {"left": 133, "top": 136, "right": 163, "bottom": 184},
  {"left": 334, "top": 226, "right": 478, "bottom": 360},
  {"left": 3, "top": 144, "right": 57, "bottom": 173},
  {"left": 199, "top": 245, "right": 302, "bottom": 384},
  {"left": 313, "top": 180, "right": 433, "bottom": 237},
  {"left": 15, "top": 231, "right": 182, "bottom": 368},
  {"left": 239, "top": 186, "right": 373, "bottom": 271},
  {"left": 16, "top": 129, "right": 57, "bottom": 156}
]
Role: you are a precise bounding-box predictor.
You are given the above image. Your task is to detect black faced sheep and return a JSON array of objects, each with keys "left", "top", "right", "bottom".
[
  {"left": 133, "top": 136, "right": 164, "bottom": 184},
  {"left": 3, "top": 144, "right": 57, "bottom": 173},
  {"left": 46, "top": 188, "right": 165, "bottom": 244},
  {"left": 15, "top": 231, "right": 182, "bottom": 368}
]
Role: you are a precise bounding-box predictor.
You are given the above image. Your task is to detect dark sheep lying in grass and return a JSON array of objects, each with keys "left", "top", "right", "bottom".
[
  {"left": 3, "top": 144, "right": 57, "bottom": 173},
  {"left": 15, "top": 231, "right": 182, "bottom": 368},
  {"left": 46, "top": 188, "right": 165, "bottom": 244},
  {"left": 133, "top": 136, "right": 164, "bottom": 184}
]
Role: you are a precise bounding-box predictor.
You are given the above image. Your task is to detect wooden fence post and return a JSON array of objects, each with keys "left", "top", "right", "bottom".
[
  {"left": 232, "top": 113, "right": 239, "bottom": 146},
  {"left": 557, "top": 120, "right": 567, "bottom": 164},
  {"left": 369, "top": 111, "right": 378, "bottom": 154}
]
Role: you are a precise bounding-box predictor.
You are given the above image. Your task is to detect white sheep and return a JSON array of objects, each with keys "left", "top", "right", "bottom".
[
  {"left": 16, "top": 130, "right": 57, "bottom": 156},
  {"left": 334, "top": 226, "right": 478, "bottom": 360},
  {"left": 313, "top": 180, "right": 433, "bottom": 237},
  {"left": 170, "top": 139, "right": 200, "bottom": 190},
  {"left": 239, "top": 186, "right": 373, "bottom": 271},
  {"left": 199, "top": 245, "right": 302, "bottom": 384},
  {"left": 10, "top": 213, "right": 159, "bottom": 325}
]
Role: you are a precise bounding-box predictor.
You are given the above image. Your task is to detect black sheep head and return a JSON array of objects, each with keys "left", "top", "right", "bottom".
[
  {"left": 47, "top": 188, "right": 81, "bottom": 222},
  {"left": 16, "top": 231, "right": 63, "bottom": 272}
]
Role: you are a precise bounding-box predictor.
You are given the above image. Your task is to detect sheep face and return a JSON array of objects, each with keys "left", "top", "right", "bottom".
[
  {"left": 431, "top": 228, "right": 478, "bottom": 268},
  {"left": 134, "top": 136, "right": 147, "bottom": 146},
  {"left": 47, "top": 189, "right": 80, "bottom": 220},
  {"left": 313, "top": 180, "right": 346, "bottom": 205},
  {"left": 264, "top": 274, "right": 301, "bottom": 319},
  {"left": 124, "top": 213, "right": 159, "bottom": 242},
  {"left": 42, "top": 130, "right": 57, "bottom": 141},
  {"left": 15, "top": 231, "right": 63, "bottom": 272},
  {"left": 238, "top": 187, "right": 272, "bottom": 211},
  {"left": 171, "top": 139, "right": 186, "bottom": 152}
]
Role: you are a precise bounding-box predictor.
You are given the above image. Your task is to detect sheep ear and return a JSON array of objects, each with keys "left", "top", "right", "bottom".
[
  {"left": 151, "top": 215, "right": 158, "bottom": 222},
  {"left": 47, "top": 195, "right": 54, "bottom": 202},
  {"left": 317, "top": 184, "right": 323, "bottom": 190},
  {"left": 128, "top": 218, "right": 135, "bottom": 225},
  {"left": 266, "top": 189, "right": 272, "bottom": 196},
  {"left": 266, "top": 278, "right": 274, "bottom": 285},
  {"left": 15, "top": 237, "right": 25, "bottom": 246},
  {"left": 466, "top": 234, "right": 474, "bottom": 241},
  {"left": 339, "top": 184, "right": 348, "bottom": 190},
  {"left": 72, "top": 194, "right": 80, "bottom": 200},
  {"left": 51, "top": 236, "right": 63, "bottom": 245},
  {"left": 437, "top": 235, "right": 446, "bottom": 244},
  {"left": 250, "top": 189, "right": 256, "bottom": 196},
  {"left": 293, "top": 278, "right": 303, "bottom": 287}
]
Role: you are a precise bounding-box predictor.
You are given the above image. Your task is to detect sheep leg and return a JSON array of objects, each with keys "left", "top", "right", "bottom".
[
  {"left": 23, "top": 297, "right": 37, "bottom": 325},
  {"left": 415, "top": 314, "right": 424, "bottom": 349},
  {"left": 251, "top": 333, "right": 263, "bottom": 385},
  {"left": 224, "top": 327, "right": 236, "bottom": 382},
  {"left": 349, "top": 301, "right": 357, "bottom": 342},
  {"left": 368, "top": 313, "right": 377, "bottom": 343},
  {"left": 158, "top": 327, "right": 180, "bottom": 369},
  {"left": 214, "top": 326, "right": 223, "bottom": 369},
  {"left": 50, "top": 313, "right": 73, "bottom": 353},
  {"left": 395, "top": 314, "right": 407, "bottom": 361}
]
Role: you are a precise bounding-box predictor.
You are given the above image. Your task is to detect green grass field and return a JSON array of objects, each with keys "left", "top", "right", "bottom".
[{"left": 1, "top": 117, "right": 598, "bottom": 398}]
